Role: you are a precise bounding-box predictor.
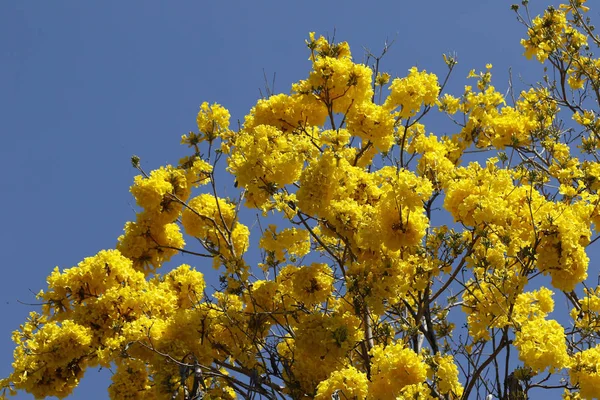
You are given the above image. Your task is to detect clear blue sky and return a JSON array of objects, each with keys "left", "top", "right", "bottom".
[{"left": 0, "top": 1, "right": 574, "bottom": 399}]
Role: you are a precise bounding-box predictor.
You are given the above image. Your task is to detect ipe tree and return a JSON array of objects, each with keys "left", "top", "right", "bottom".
[{"left": 3, "top": 1, "right": 600, "bottom": 399}]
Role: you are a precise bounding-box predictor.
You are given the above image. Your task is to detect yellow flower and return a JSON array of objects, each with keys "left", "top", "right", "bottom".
[
  {"left": 369, "top": 342, "right": 428, "bottom": 399},
  {"left": 259, "top": 225, "right": 311, "bottom": 263},
  {"left": 514, "top": 317, "right": 569, "bottom": 373},
  {"left": 429, "top": 354, "right": 464, "bottom": 396},
  {"left": 196, "top": 101, "right": 230, "bottom": 141},
  {"left": 570, "top": 346, "right": 600, "bottom": 399},
  {"left": 384, "top": 67, "right": 440, "bottom": 119},
  {"left": 315, "top": 366, "right": 369, "bottom": 400}
]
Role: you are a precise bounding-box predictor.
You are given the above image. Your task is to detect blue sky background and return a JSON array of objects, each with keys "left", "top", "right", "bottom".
[{"left": 0, "top": 1, "right": 579, "bottom": 399}]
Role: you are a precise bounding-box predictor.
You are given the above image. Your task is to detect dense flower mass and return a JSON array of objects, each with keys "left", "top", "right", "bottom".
[
  {"left": 5, "top": 3, "right": 600, "bottom": 399},
  {"left": 368, "top": 343, "right": 428, "bottom": 399}
]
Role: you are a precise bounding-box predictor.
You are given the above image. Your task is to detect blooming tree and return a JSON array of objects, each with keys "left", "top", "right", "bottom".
[{"left": 4, "top": 1, "right": 600, "bottom": 399}]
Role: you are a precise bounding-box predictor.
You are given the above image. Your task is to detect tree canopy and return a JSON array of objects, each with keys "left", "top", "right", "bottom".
[{"left": 4, "top": 1, "right": 600, "bottom": 399}]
